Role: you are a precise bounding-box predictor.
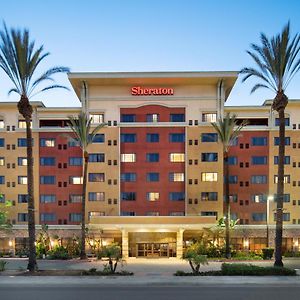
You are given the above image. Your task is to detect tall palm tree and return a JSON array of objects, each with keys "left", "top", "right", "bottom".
[
  {"left": 0, "top": 23, "right": 69, "bottom": 271},
  {"left": 212, "top": 113, "right": 246, "bottom": 259},
  {"left": 240, "top": 22, "right": 300, "bottom": 267},
  {"left": 67, "top": 113, "right": 105, "bottom": 259}
]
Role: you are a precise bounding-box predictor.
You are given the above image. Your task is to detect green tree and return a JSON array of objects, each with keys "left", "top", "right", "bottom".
[
  {"left": 240, "top": 22, "right": 300, "bottom": 267},
  {"left": 212, "top": 113, "right": 246, "bottom": 258},
  {"left": 67, "top": 113, "right": 105, "bottom": 259},
  {"left": 0, "top": 196, "right": 12, "bottom": 231},
  {"left": 98, "top": 243, "right": 123, "bottom": 274},
  {"left": 0, "top": 23, "right": 69, "bottom": 271}
]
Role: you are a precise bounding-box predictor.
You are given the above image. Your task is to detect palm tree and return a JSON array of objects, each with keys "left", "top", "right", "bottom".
[
  {"left": 67, "top": 112, "right": 105, "bottom": 259},
  {"left": 212, "top": 113, "right": 246, "bottom": 259},
  {"left": 240, "top": 22, "right": 300, "bottom": 267},
  {"left": 0, "top": 23, "right": 69, "bottom": 271}
]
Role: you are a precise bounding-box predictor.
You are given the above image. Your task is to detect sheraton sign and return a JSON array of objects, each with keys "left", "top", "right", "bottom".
[{"left": 131, "top": 86, "right": 174, "bottom": 96}]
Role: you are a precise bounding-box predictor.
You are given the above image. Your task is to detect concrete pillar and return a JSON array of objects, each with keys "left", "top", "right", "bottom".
[
  {"left": 121, "top": 229, "right": 129, "bottom": 258},
  {"left": 176, "top": 229, "right": 184, "bottom": 259}
]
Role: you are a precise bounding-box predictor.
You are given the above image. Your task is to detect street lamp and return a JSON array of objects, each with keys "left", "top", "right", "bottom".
[{"left": 266, "top": 195, "right": 274, "bottom": 247}]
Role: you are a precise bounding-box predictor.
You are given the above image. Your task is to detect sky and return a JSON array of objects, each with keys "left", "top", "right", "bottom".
[{"left": 1, "top": 0, "right": 300, "bottom": 107}]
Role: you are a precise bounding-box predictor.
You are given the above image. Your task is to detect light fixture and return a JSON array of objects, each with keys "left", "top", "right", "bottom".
[{"left": 8, "top": 240, "right": 13, "bottom": 247}]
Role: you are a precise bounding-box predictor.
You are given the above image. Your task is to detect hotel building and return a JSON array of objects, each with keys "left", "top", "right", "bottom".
[{"left": 0, "top": 71, "right": 300, "bottom": 257}]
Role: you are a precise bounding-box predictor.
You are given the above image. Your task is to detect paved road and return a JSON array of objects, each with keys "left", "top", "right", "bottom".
[{"left": 2, "top": 285, "right": 300, "bottom": 300}]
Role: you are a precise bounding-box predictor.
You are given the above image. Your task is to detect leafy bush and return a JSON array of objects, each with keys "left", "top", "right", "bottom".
[
  {"left": 81, "top": 266, "right": 133, "bottom": 276},
  {"left": 174, "top": 270, "right": 222, "bottom": 276},
  {"left": 232, "top": 251, "right": 262, "bottom": 260},
  {"left": 0, "top": 260, "right": 7, "bottom": 271},
  {"left": 221, "top": 263, "right": 296, "bottom": 276},
  {"left": 15, "top": 248, "right": 29, "bottom": 257},
  {"left": 283, "top": 251, "right": 300, "bottom": 257},
  {"left": 98, "top": 244, "right": 123, "bottom": 274},
  {"left": 47, "top": 246, "right": 70, "bottom": 260},
  {"left": 262, "top": 248, "right": 274, "bottom": 260},
  {"left": 183, "top": 242, "right": 209, "bottom": 274}
]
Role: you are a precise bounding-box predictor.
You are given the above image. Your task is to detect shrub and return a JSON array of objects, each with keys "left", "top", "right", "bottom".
[
  {"left": 232, "top": 251, "right": 262, "bottom": 260},
  {"left": 262, "top": 248, "right": 274, "bottom": 260},
  {"left": 98, "top": 244, "right": 123, "bottom": 274},
  {"left": 0, "top": 260, "right": 7, "bottom": 271},
  {"left": 283, "top": 251, "right": 300, "bottom": 257},
  {"left": 221, "top": 263, "right": 296, "bottom": 276},
  {"left": 47, "top": 246, "right": 70, "bottom": 260}
]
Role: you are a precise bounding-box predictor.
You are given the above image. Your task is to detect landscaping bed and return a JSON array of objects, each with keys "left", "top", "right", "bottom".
[{"left": 15, "top": 269, "right": 133, "bottom": 276}]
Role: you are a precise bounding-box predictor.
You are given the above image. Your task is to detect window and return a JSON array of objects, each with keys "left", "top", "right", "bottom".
[
  {"left": 18, "top": 213, "right": 28, "bottom": 222},
  {"left": 228, "top": 175, "right": 238, "bottom": 184},
  {"left": 201, "top": 153, "right": 218, "bottom": 162},
  {"left": 69, "top": 194, "right": 83, "bottom": 203},
  {"left": 18, "top": 157, "right": 27, "bottom": 166},
  {"left": 201, "top": 192, "right": 218, "bottom": 201},
  {"left": 201, "top": 133, "right": 218, "bottom": 142},
  {"left": 202, "top": 113, "right": 217, "bottom": 123},
  {"left": 251, "top": 137, "right": 267, "bottom": 146},
  {"left": 92, "top": 134, "right": 105, "bottom": 143},
  {"left": 0, "top": 157, "right": 4, "bottom": 166},
  {"left": 121, "top": 192, "right": 136, "bottom": 201},
  {"left": 0, "top": 138, "right": 4, "bottom": 147},
  {"left": 274, "top": 194, "right": 290, "bottom": 202},
  {"left": 40, "top": 176, "right": 55, "bottom": 184},
  {"left": 251, "top": 175, "right": 267, "bottom": 184},
  {"left": 121, "top": 133, "right": 136, "bottom": 143},
  {"left": 252, "top": 213, "right": 267, "bottom": 221},
  {"left": 228, "top": 156, "right": 237, "bottom": 165},
  {"left": 169, "top": 173, "right": 184, "bottom": 182},
  {"left": 274, "top": 213, "right": 290, "bottom": 222},
  {"left": 18, "top": 176, "right": 28, "bottom": 185},
  {"left": 69, "top": 213, "right": 82, "bottom": 222},
  {"left": 18, "top": 138, "right": 33, "bottom": 147},
  {"left": 40, "top": 138, "right": 55, "bottom": 147},
  {"left": 169, "top": 212, "right": 184, "bottom": 216},
  {"left": 121, "top": 114, "right": 136, "bottom": 122},
  {"left": 274, "top": 175, "right": 290, "bottom": 184},
  {"left": 146, "top": 114, "right": 159, "bottom": 122},
  {"left": 88, "top": 173, "right": 105, "bottom": 182},
  {"left": 275, "top": 118, "right": 290, "bottom": 126},
  {"left": 201, "top": 211, "right": 218, "bottom": 217},
  {"left": 69, "top": 157, "right": 83, "bottom": 166},
  {"left": 229, "top": 194, "right": 238, "bottom": 202},
  {"left": 40, "top": 195, "right": 56, "bottom": 203},
  {"left": 147, "top": 173, "right": 160, "bottom": 182},
  {"left": 251, "top": 194, "right": 267, "bottom": 203},
  {"left": 121, "top": 211, "right": 135, "bottom": 216},
  {"left": 251, "top": 156, "right": 267, "bottom": 165},
  {"left": 0, "top": 120, "right": 4, "bottom": 128},
  {"left": 89, "top": 153, "right": 105, "bottom": 162},
  {"left": 69, "top": 176, "right": 83, "bottom": 184},
  {"left": 88, "top": 211, "right": 105, "bottom": 220},
  {"left": 88, "top": 192, "right": 105, "bottom": 201},
  {"left": 18, "top": 120, "right": 32, "bottom": 128},
  {"left": 201, "top": 172, "right": 218, "bottom": 182},
  {"left": 90, "top": 113, "right": 104, "bottom": 124},
  {"left": 18, "top": 194, "right": 29, "bottom": 203},
  {"left": 121, "top": 173, "right": 136, "bottom": 182},
  {"left": 169, "top": 153, "right": 185, "bottom": 162},
  {"left": 0, "top": 176, "right": 4, "bottom": 184},
  {"left": 274, "top": 137, "right": 290, "bottom": 145},
  {"left": 147, "top": 192, "right": 160, "bottom": 201},
  {"left": 170, "top": 114, "right": 185, "bottom": 122},
  {"left": 146, "top": 212, "right": 159, "bottom": 216},
  {"left": 169, "top": 192, "right": 185, "bottom": 201},
  {"left": 146, "top": 153, "right": 159, "bottom": 162},
  {"left": 68, "top": 140, "right": 80, "bottom": 147},
  {"left": 40, "top": 157, "right": 56, "bottom": 166},
  {"left": 274, "top": 156, "right": 290, "bottom": 165},
  {"left": 121, "top": 154, "right": 136, "bottom": 162},
  {"left": 40, "top": 213, "right": 56, "bottom": 222},
  {"left": 146, "top": 133, "right": 159, "bottom": 142},
  {"left": 169, "top": 133, "right": 185, "bottom": 142}
]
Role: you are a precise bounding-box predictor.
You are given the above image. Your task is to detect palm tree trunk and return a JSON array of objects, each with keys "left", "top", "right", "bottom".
[
  {"left": 274, "top": 108, "right": 285, "bottom": 267},
  {"left": 17, "top": 96, "right": 37, "bottom": 272},
  {"left": 80, "top": 152, "right": 88, "bottom": 259},
  {"left": 224, "top": 153, "right": 231, "bottom": 259}
]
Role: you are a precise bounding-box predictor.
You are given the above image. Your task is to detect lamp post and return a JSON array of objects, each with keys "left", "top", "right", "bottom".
[{"left": 266, "top": 195, "right": 274, "bottom": 247}]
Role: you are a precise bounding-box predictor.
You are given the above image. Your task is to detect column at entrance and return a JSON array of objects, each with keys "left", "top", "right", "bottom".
[
  {"left": 176, "top": 228, "right": 184, "bottom": 258},
  {"left": 122, "top": 229, "right": 129, "bottom": 258}
]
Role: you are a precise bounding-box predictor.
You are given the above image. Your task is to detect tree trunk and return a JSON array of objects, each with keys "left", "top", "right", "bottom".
[
  {"left": 274, "top": 108, "right": 285, "bottom": 267},
  {"left": 17, "top": 96, "right": 37, "bottom": 272},
  {"left": 224, "top": 153, "right": 231, "bottom": 259},
  {"left": 80, "top": 152, "right": 88, "bottom": 259}
]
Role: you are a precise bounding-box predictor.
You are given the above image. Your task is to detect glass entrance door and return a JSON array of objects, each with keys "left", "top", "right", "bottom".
[{"left": 136, "top": 243, "right": 170, "bottom": 257}]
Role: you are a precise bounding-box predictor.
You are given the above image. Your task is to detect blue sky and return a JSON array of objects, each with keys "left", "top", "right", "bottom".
[{"left": 1, "top": 0, "right": 300, "bottom": 107}]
